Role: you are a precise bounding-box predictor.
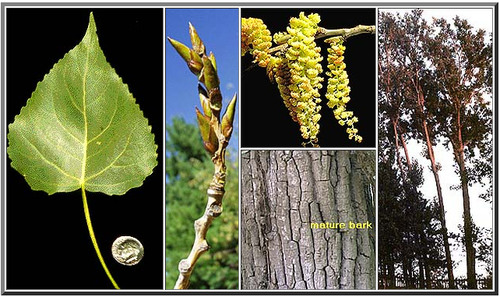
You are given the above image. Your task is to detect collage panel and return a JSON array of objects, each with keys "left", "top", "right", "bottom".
[
  {"left": 241, "top": 150, "right": 376, "bottom": 289},
  {"left": 377, "top": 8, "right": 494, "bottom": 290},
  {"left": 241, "top": 8, "right": 376, "bottom": 148},
  {"left": 5, "top": 8, "right": 164, "bottom": 289},
  {"left": 165, "top": 8, "right": 239, "bottom": 290}
]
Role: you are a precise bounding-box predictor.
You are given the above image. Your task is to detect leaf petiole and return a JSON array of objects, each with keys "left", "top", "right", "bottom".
[{"left": 82, "top": 186, "right": 120, "bottom": 289}]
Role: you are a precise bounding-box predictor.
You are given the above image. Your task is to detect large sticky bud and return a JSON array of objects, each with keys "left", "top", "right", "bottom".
[
  {"left": 168, "top": 37, "right": 203, "bottom": 76},
  {"left": 198, "top": 84, "right": 212, "bottom": 117},
  {"left": 188, "top": 49, "right": 204, "bottom": 76},
  {"left": 168, "top": 37, "right": 190, "bottom": 63},
  {"left": 221, "top": 94, "right": 237, "bottom": 140},
  {"left": 202, "top": 55, "right": 220, "bottom": 92},
  {"left": 208, "top": 52, "right": 217, "bottom": 72},
  {"left": 196, "top": 107, "right": 218, "bottom": 155},
  {"left": 189, "top": 22, "right": 205, "bottom": 55}
]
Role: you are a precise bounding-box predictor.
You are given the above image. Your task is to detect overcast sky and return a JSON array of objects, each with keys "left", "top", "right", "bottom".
[{"left": 379, "top": 8, "right": 494, "bottom": 278}]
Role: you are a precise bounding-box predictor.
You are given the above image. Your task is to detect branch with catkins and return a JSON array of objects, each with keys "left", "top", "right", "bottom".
[{"left": 242, "top": 12, "right": 374, "bottom": 146}]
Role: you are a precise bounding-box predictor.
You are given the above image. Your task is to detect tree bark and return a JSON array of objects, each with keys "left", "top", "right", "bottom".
[{"left": 241, "top": 150, "right": 375, "bottom": 290}]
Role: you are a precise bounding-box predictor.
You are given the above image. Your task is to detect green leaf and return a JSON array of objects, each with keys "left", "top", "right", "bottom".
[{"left": 7, "top": 12, "right": 157, "bottom": 196}]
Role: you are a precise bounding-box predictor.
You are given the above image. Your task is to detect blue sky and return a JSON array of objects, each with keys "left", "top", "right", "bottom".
[{"left": 165, "top": 8, "right": 239, "bottom": 150}]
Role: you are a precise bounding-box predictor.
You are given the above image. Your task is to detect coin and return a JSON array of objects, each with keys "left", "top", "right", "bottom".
[{"left": 111, "top": 236, "right": 144, "bottom": 266}]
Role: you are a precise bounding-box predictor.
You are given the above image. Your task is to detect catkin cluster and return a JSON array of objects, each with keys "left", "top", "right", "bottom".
[
  {"left": 274, "top": 12, "right": 324, "bottom": 144},
  {"left": 241, "top": 18, "right": 273, "bottom": 68},
  {"left": 325, "top": 37, "right": 362, "bottom": 143},
  {"left": 241, "top": 12, "right": 365, "bottom": 145}
]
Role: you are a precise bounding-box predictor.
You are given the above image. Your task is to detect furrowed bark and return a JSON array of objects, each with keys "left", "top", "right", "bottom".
[{"left": 241, "top": 150, "right": 375, "bottom": 290}]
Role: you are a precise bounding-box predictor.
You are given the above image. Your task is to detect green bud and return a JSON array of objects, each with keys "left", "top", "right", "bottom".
[
  {"left": 196, "top": 107, "right": 210, "bottom": 143},
  {"left": 195, "top": 107, "right": 218, "bottom": 155},
  {"left": 208, "top": 52, "right": 217, "bottom": 72},
  {"left": 168, "top": 37, "right": 191, "bottom": 64},
  {"left": 221, "top": 94, "right": 237, "bottom": 140},
  {"left": 202, "top": 55, "right": 219, "bottom": 91},
  {"left": 189, "top": 22, "right": 205, "bottom": 55}
]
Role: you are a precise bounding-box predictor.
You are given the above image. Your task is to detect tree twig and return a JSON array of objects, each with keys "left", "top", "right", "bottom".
[
  {"left": 266, "top": 24, "right": 375, "bottom": 54},
  {"left": 169, "top": 23, "right": 236, "bottom": 290},
  {"left": 316, "top": 24, "right": 375, "bottom": 39},
  {"left": 174, "top": 150, "right": 226, "bottom": 289}
]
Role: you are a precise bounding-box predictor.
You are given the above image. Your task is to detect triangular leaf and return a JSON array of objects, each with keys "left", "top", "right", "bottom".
[{"left": 7, "top": 13, "right": 157, "bottom": 196}]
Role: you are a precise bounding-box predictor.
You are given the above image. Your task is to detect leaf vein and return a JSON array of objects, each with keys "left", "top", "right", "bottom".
[
  {"left": 34, "top": 130, "right": 82, "bottom": 162},
  {"left": 111, "top": 162, "right": 140, "bottom": 168},
  {"left": 49, "top": 95, "right": 85, "bottom": 145},
  {"left": 26, "top": 172, "right": 76, "bottom": 187},
  {"left": 86, "top": 119, "right": 131, "bottom": 159},
  {"left": 17, "top": 131, "right": 80, "bottom": 181},
  {"left": 86, "top": 176, "right": 139, "bottom": 187},
  {"left": 85, "top": 123, "right": 137, "bottom": 183},
  {"left": 63, "top": 72, "right": 84, "bottom": 114},
  {"left": 88, "top": 92, "right": 118, "bottom": 144},
  {"left": 81, "top": 37, "right": 91, "bottom": 184}
]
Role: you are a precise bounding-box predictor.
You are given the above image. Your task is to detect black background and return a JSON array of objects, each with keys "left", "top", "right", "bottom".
[
  {"left": 6, "top": 8, "right": 163, "bottom": 289},
  {"left": 241, "top": 8, "right": 376, "bottom": 148}
]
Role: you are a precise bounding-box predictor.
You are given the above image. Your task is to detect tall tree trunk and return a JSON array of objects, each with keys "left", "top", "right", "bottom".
[
  {"left": 459, "top": 154, "right": 476, "bottom": 289},
  {"left": 451, "top": 102, "right": 477, "bottom": 289},
  {"left": 456, "top": 146, "right": 477, "bottom": 289},
  {"left": 416, "top": 86, "right": 455, "bottom": 288},
  {"left": 392, "top": 119, "right": 406, "bottom": 177},
  {"left": 241, "top": 150, "right": 375, "bottom": 290},
  {"left": 400, "top": 132, "right": 412, "bottom": 171}
]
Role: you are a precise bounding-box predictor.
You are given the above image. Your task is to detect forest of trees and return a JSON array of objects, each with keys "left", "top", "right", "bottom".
[
  {"left": 241, "top": 150, "right": 376, "bottom": 289},
  {"left": 165, "top": 118, "right": 239, "bottom": 289},
  {"left": 378, "top": 10, "right": 492, "bottom": 289}
]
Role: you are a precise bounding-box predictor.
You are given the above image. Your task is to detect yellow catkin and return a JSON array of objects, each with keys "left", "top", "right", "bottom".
[
  {"left": 241, "top": 18, "right": 273, "bottom": 68},
  {"left": 273, "top": 12, "right": 323, "bottom": 145},
  {"left": 325, "top": 36, "right": 362, "bottom": 143}
]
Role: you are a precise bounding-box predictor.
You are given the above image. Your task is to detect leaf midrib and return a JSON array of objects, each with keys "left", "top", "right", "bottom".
[{"left": 80, "top": 43, "right": 90, "bottom": 186}]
